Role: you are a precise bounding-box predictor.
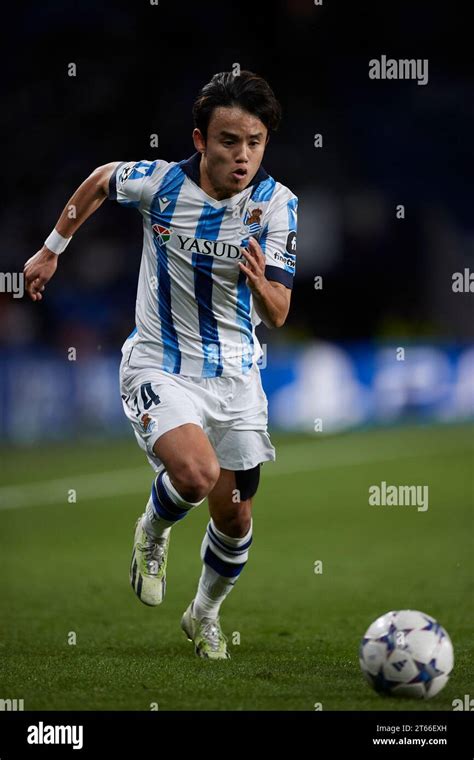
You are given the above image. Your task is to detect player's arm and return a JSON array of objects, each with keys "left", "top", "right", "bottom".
[
  {"left": 23, "top": 161, "right": 120, "bottom": 301},
  {"left": 239, "top": 237, "right": 291, "bottom": 329}
]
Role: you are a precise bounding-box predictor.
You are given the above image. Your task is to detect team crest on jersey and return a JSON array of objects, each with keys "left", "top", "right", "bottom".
[
  {"left": 152, "top": 224, "right": 172, "bottom": 245},
  {"left": 243, "top": 207, "right": 262, "bottom": 235}
]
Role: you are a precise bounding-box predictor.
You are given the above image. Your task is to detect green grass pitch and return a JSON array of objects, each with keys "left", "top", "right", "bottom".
[{"left": 0, "top": 423, "right": 472, "bottom": 710}]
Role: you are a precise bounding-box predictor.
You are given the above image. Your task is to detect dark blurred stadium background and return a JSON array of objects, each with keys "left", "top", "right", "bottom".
[{"left": 0, "top": 0, "right": 473, "bottom": 442}]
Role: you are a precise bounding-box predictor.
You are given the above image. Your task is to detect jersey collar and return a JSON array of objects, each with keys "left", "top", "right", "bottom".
[{"left": 179, "top": 151, "right": 269, "bottom": 193}]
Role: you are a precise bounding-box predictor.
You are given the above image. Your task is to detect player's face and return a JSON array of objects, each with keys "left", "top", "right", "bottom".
[{"left": 194, "top": 106, "right": 269, "bottom": 199}]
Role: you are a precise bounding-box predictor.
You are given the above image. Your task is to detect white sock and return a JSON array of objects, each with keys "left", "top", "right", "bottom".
[
  {"left": 193, "top": 518, "right": 253, "bottom": 620},
  {"left": 142, "top": 469, "right": 205, "bottom": 541}
]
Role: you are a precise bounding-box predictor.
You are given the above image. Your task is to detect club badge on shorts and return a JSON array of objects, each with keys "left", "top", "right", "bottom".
[{"left": 140, "top": 413, "right": 155, "bottom": 433}]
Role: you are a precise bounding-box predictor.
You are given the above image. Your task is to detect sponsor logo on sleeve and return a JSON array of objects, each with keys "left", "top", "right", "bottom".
[
  {"left": 119, "top": 165, "right": 133, "bottom": 185},
  {"left": 286, "top": 231, "right": 297, "bottom": 254}
]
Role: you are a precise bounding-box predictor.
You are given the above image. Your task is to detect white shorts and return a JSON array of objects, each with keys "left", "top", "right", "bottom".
[{"left": 119, "top": 348, "right": 276, "bottom": 472}]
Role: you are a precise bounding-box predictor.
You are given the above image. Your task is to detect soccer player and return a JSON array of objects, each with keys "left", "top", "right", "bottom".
[{"left": 24, "top": 71, "right": 298, "bottom": 660}]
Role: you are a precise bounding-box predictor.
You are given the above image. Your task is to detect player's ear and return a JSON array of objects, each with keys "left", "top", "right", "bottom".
[{"left": 193, "top": 128, "right": 206, "bottom": 153}]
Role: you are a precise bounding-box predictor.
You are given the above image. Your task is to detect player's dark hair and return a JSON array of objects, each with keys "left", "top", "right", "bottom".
[{"left": 192, "top": 71, "right": 282, "bottom": 141}]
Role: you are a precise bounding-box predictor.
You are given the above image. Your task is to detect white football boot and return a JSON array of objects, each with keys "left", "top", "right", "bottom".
[
  {"left": 181, "top": 600, "right": 230, "bottom": 659},
  {"left": 130, "top": 515, "right": 170, "bottom": 606}
]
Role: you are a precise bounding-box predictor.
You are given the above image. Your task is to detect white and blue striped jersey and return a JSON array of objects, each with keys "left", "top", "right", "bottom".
[{"left": 109, "top": 152, "right": 297, "bottom": 377}]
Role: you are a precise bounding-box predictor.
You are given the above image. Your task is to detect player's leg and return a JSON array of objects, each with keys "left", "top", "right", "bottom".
[
  {"left": 121, "top": 362, "right": 220, "bottom": 606},
  {"left": 195, "top": 466, "right": 257, "bottom": 617},
  {"left": 130, "top": 422, "right": 220, "bottom": 608},
  {"left": 180, "top": 362, "right": 274, "bottom": 658},
  {"left": 181, "top": 466, "right": 260, "bottom": 659}
]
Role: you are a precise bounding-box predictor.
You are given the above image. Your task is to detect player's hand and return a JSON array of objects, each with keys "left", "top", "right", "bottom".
[
  {"left": 239, "top": 237, "right": 267, "bottom": 296},
  {"left": 23, "top": 247, "right": 58, "bottom": 302}
]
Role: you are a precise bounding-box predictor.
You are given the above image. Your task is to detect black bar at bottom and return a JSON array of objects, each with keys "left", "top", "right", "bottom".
[{"left": 0, "top": 710, "right": 472, "bottom": 757}]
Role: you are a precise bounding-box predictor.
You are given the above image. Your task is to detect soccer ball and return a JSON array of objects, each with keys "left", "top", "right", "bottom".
[{"left": 359, "top": 610, "right": 454, "bottom": 699}]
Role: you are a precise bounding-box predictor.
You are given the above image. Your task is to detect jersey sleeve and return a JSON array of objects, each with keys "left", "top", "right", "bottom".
[
  {"left": 259, "top": 186, "right": 298, "bottom": 289},
  {"left": 108, "top": 160, "right": 162, "bottom": 208}
]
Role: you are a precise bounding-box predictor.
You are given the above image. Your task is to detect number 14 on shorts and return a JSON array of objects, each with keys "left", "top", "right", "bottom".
[{"left": 122, "top": 382, "right": 161, "bottom": 418}]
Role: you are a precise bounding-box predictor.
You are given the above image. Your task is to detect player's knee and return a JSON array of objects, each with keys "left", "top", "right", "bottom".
[
  {"left": 220, "top": 513, "right": 252, "bottom": 538},
  {"left": 173, "top": 459, "right": 220, "bottom": 503},
  {"left": 231, "top": 515, "right": 252, "bottom": 538}
]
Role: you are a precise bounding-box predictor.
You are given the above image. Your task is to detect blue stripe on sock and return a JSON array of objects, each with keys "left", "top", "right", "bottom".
[
  {"left": 156, "top": 472, "right": 188, "bottom": 515},
  {"left": 203, "top": 546, "right": 246, "bottom": 578},
  {"left": 207, "top": 530, "right": 250, "bottom": 558},
  {"left": 151, "top": 476, "right": 189, "bottom": 523},
  {"left": 207, "top": 524, "right": 253, "bottom": 555},
  {"left": 151, "top": 482, "right": 176, "bottom": 522}
]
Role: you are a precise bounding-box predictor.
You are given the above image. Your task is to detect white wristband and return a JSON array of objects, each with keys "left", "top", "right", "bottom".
[{"left": 44, "top": 229, "right": 72, "bottom": 255}]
